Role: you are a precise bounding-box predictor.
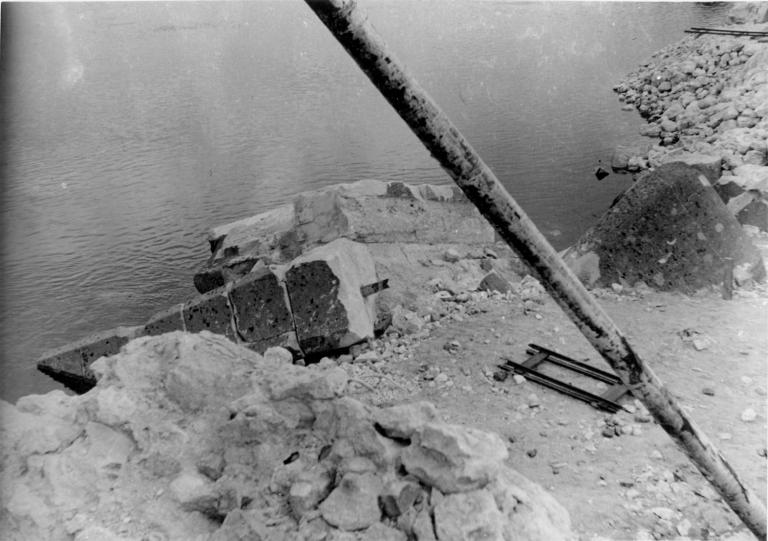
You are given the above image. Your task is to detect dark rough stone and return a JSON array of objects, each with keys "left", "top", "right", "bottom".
[
  {"left": 244, "top": 331, "right": 301, "bottom": 356},
  {"left": 714, "top": 179, "right": 746, "bottom": 204},
  {"left": 478, "top": 271, "right": 513, "bottom": 294},
  {"left": 143, "top": 305, "right": 184, "bottom": 336},
  {"left": 286, "top": 260, "right": 348, "bottom": 355},
  {"left": 228, "top": 268, "right": 294, "bottom": 343},
  {"left": 194, "top": 256, "right": 262, "bottom": 294},
  {"left": 36, "top": 326, "right": 143, "bottom": 392},
  {"left": 563, "top": 163, "right": 765, "bottom": 291},
  {"left": 183, "top": 289, "right": 236, "bottom": 340},
  {"left": 193, "top": 264, "right": 226, "bottom": 294},
  {"left": 738, "top": 198, "right": 768, "bottom": 232}
]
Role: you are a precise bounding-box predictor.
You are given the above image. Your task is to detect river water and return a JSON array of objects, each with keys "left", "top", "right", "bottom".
[{"left": 0, "top": 1, "right": 729, "bottom": 401}]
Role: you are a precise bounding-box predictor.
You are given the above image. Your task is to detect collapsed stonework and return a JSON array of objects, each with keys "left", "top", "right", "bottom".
[
  {"left": 3, "top": 332, "right": 573, "bottom": 541},
  {"left": 194, "top": 180, "right": 495, "bottom": 294}
]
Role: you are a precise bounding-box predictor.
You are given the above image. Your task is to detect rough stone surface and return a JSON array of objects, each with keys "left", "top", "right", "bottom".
[
  {"left": 562, "top": 163, "right": 765, "bottom": 290},
  {"left": 319, "top": 473, "right": 383, "bottom": 531},
  {"left": 5, "top": 333, "right": 573, "bottom": 541},
  {"left": 478, "top": 270, "right": 513, "bottom": 293},
  {"left": 286, "top": 239, "right": 379, "bottom": 354},
  {"left": 36, "top": 326, "right": 144, "bottom": 393},
  {"left": 661, "top": 152, "right": 723, "bottom": 182},
  {"left": 143, "top": 304, "right": 184, "bottom": 336},
  {"left": 195, "top": 180, "right": 495, "bottom": 291},
  {"left": 182, "top": 287, "right": 236, "bottom": 340},
  {"left": 433, "top": 489, "right": 505, "bottom": 541},
  {"left": 227, "top": 267, "right": 294, "bottom": 344},
  {"left": 401, "top": 422, "right": 508, "bottom": 493}
]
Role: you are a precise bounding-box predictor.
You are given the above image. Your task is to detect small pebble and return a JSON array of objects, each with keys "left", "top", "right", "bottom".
[
  {"left": 717, "top": 432, "right": 732, "bottom": 440},
  {"left": 650, "top": 450, "right": 663, "bottom": 460},
  {"left": 527, "top": 393, "right": 540, "bottom": 408},
  {"left": 526, "top": 448, "right": 538, "bottom": 458},
  {"left": 741, "top": 408, "right": 757, "bottom": 422},
  {"left": 601, "top": 427, "right": 615, "bottom": 438},
  {"left": 701, "top": 387, "right": 715, "bottom": 396},
  {"left": 513, "top": 374, "right": 526, "bottom": 385}
]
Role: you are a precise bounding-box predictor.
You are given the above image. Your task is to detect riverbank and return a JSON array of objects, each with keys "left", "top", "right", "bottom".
[
  {"left": 610, "top": 17, "right": 768, "bottom": 233},
  {"left": 3, "top": 12, "right": 768, "bottom": 541}
]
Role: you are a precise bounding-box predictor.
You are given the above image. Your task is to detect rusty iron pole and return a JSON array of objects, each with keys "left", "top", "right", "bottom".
[{"left": 304, "top": 0, "right": 767, "bottom": 537}]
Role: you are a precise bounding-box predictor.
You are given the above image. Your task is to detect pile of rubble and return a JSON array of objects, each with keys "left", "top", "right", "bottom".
[
  {"left": 2, "top": 332, "right": 573, "bottom": 541},
  {"left": 610, "top": 15, "right": 768, "bottom": 232}
]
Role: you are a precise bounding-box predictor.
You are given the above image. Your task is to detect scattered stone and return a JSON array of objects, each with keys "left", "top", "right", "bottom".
[
  {"left": 354, "top": 351, "right": 379, "bottom": 363},
  {"left": 478, "top": 271, "right": 514, "bottom": 294},
  {"left": 319, "top": 473, "right": 382, "bottom": 531},
  {"left": 433, "top": 489, "right": 505, "bottom": 541},
  {"left": 401, "top": 423, "right": 508, "bottom": 493},
  {"left": 651, "top": 507, "right": 675, "bottom": 521},
  {"left": 443, "top": 248, "right": 462, "bottom": 263},
  {"left": 740, "top": 408, "right": 757, "bottom": 422},
  {"left": 492, "top": 370, "right": 508, "bottom": 382}
]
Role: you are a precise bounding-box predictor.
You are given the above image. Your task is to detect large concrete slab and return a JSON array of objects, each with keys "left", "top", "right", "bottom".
[{"left": 562, "top": 163, "right": 766, "bottom": 291}]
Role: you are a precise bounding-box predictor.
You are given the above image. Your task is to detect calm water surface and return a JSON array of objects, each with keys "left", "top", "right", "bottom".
[{"left": 0, "top": 1, "right": 729, "bottom": 401}]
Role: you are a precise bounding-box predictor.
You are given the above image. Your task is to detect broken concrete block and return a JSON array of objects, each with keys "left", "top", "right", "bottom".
[
  {"left": 562, "top": 163, "right": 765, "bottom": 291},
  {"left": 182, "top": 288, "right": 236, "bottom": 341},
  {"left": 36, "top": 326, "right": 143, "bottom": 393},
  {"left": 285, "top": 239, "right": 379, "bottom": 355},
  {"left": 143, "top": 305, "right": 184, "bottom": 337},
  {"left": 227, "top": 268, "right": 294, "bottom": 345}
]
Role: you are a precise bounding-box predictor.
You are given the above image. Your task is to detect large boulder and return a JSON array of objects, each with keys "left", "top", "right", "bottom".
[
  {"left": 4, "top": 332, "right": 574, "bottom": 541},
  {"left": 562, "top": 163, "right": 766, "bottom": 290},
  {"left": 195, "top": 180, "right": 495, "bottom": 293}
]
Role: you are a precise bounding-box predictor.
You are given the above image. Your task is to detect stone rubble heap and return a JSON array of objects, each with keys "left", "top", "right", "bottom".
[
  {"left": 2, "top": 332, "right": 573, "bottom": 541},
  {"left": 611, "top": 29, "right": 768, "bottom": 231}
]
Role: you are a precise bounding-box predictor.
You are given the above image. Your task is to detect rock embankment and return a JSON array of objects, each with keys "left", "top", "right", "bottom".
[
  {"left": 610, "top": 16, "right": 768, "bottom": 231},
  {"left": 2, "top": 332, "right": 573, "bottom": 541}
]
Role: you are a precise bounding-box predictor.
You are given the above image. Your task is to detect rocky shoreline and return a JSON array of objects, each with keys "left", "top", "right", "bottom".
[
  {"left": 3, "top": 7, "right": 768, "bottom": 541},
  {"left": 610, "top": 11, "right": 768, "bottom": 233}
]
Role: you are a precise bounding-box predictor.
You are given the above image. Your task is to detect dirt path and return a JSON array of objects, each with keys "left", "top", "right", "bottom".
[{"left": 342, "top": 281, "right": 767, "bottom": 540}]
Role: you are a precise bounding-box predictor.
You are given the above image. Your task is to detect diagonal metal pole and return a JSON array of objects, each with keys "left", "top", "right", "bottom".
[{"left": 304, "top": 0, "right": 767, "bottom": 537}]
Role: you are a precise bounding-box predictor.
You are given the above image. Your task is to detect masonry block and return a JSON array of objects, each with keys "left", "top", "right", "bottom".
[
  {"left": 228, "top": 267, "right": 294, "bottom": 343},
  {"left": 182, "top": 288, "right": 236, "bottom": 340},
  {"left": 37, "top": 326, "right": 143, "bottom": 393},
  {"left": 286, "top": 239, "right": 378, "bottom": 355}
]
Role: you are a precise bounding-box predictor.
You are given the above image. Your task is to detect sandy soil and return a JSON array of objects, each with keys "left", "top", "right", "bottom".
[{"left": 340, "top": 259, "right": 768, "bottom": 540}]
